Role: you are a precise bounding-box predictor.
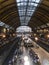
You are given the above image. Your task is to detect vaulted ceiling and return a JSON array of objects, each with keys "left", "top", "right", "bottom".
[
  {"left": 0, "top": 0, "right": 20, "bottom": 29},
  {"left": 0, "top": 0, "right": 49, "bottom": 30},
  {"left": 28, "top": 0, "right": 49, "bottom": 29}
]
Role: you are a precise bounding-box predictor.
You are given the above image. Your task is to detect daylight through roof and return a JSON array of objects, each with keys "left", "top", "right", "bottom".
[{"left": 16, "top": 0, "right": 41, "bottom": 25}]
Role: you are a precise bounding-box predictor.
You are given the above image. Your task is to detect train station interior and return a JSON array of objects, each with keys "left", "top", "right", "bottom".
[{"left": 0, "top": 0, "right": 49, "bottom": 65}]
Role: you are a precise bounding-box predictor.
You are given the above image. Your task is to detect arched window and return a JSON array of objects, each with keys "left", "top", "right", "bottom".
[{"left": 16, "top": 26, "right": 32, "bottom": 33}]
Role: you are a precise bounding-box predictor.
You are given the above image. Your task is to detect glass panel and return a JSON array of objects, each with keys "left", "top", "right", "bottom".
[
  {"left": 27, "top": 9, "right": 34, "bottom": 12},
  {"left": 34, "top": 3, "right": 38, "bottom": 6},
  {"left": 20, "top": 2, "right": 24, "bottom": 5},
  {"left": 32, "top": 0, "right": 36, "bottom": 2},
  {"left": 26, "top": 17, "right": 30, "bottom": 21},
  {"left": 24, "top": 0, "right": 27, "bottom": 1},
  {"left": 19, "top": 14, "right": 25, "bottom": 16},
  {"left": 16, "top": 26, "right": 32, "bottom": 33},
  {"left": 0, "top": 21, "right": 4, "bottom": 26},
  {"left": 0, "top": 21, "right": 11, "bottom": 28},
  {"left": 19, "top": 12, "right": 25, "bottom": 15},
  {"left": 17, "top": 3, "right": 20, "bottom": 6},
  {"left": 20, "top": 17, "right": 24, "bottom": 20},
  {"left": 16, "top": 0, "right": 40, "bottom": 25},
  {"left": 29, "top": 0, "right": 32, "bottom": 2},
  {"left": 36, "top": 0, "right": 40, "bottom": 3},
  {"left": 27, "top": 12, "right": 31, "bottom": 14},
  {"left": 18, "top": 9, "right": 26, "bottom": 12},
  {"left": 17, "top": 0, "right": 21, "bottom": 2},
  {"left": 24, "top": 2, "right": 27, "bottom": 6},
  {"left": 20, "top": 0, "right": 23, "bottom": 1}
]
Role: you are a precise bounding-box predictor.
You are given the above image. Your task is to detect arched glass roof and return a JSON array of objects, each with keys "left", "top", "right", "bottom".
[
  {"left": 16, "top": 26, "right": 32, "bottom": 32},
  {"left": 0, "top": 21, "right": 13, "bottom": 29},
  {"left": 16, "top": 0, "right": 41, "bottom": 25}
]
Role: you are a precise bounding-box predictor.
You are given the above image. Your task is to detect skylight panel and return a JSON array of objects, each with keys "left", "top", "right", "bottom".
[
  {"left": 17, "top": 0, "right": 20, "bottom": 2},
  {"left": 21, "top": 0, "right": 23, "bottom": 1},
  {"left": 20, "top": 17, "right": 24, "bottom": 20},
  {"left": 17, "top": 3, "right": 20, "bottom": 6},
  {"left": 0, "top": 21, "right": 12, "bottom": 29},
  {"left": 36, "top": 0, "right": 40, "bottom": 3},
  {"left": 27, "top": 9, "right": 34, "bottom": 12},
  {"left": 0, "top": 21, "right": 4, "bottom": 26},
  {"left": 24, "top": 0, "right": 27, "bottom": 1},
  {"left": 34, "top": 3, "right": 38, "bottom": 6},
  {"left": 20, "top": 2, "right": 24, "bottom": 5},
  {"left": 16, "top": 0, "right": 41, "bottom": 25}
]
